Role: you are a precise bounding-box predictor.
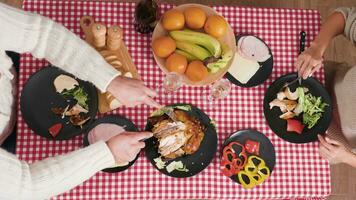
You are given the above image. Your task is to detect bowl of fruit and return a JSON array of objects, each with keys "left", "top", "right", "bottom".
[{"left": 151, "top": 4, "right": 236, "bottom": 86}]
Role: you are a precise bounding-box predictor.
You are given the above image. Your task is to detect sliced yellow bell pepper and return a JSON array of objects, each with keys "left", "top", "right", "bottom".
[
  {"left": 244, "top": 161, "right": 258, "bottom": 174},
  {"left": 237, "top": 155, "right": 270, "bottom": 189},
  {"left": 257, "top": 165, "right": 270, "bottom": 180},
  {"left": 251, "top": 173, "right": 264, "bottom": 185},
  {"left": 247, "top": 156, "right": 266, "bottom": 169},
  {"left": 237, "top": 171, "right": 256, "bottom": 189}
]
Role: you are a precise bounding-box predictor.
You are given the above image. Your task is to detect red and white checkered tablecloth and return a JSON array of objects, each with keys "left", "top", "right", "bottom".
[{"left": 17, "top": 0, "right": 330, "bottom": 199}]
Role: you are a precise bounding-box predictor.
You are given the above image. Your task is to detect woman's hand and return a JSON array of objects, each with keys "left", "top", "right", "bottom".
[
  {"left": 106, "top": 131, "right": 153, "bottom": 164},
  {"left": 294, "top": 44, "right": 324, "bottom": 79},
  {"left": 318, "top": 134, "right": 353, "bottom": 163},
  {"left": 107, "top": 76, "right": 160, "bottom": 108}
]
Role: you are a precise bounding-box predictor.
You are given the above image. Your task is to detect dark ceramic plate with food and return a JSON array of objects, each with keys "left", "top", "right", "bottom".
[
  {"left": 83, "top": 115, "right": 139, "bottom": 173},
  {"left": 144, "top": 103, "right": 217, "bottom": 178},
  {"left": 263, "top": 73, "right": 332, "bottom": 143},
  {"left": 225, "top": 35, "right": 273, "bottom": 87},
  {"left": 20, "top": 66, "right": 98, "bottom": 140},
  {"left": 221, "top": 130, "right": 275, "bottom": 189}
]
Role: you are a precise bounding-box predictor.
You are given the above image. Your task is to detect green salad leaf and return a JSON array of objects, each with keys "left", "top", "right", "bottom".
[
  {"left": 166, "top": 161, "right": 189, "bottom": 173},
  {"left": 61, "top": 86, "right": 89, "bottom": 110},
  {"left": 153, "top": 157, "right": 166, "bottom": 170},
  {"left": 210, "top": 119, "right": 217, "bottom": 130},
  {"left": 150, "top": 105, "right": 192, "bottom": 117},
  {"left": 297, "top": 87, "right": 328, "bottom": 129}
]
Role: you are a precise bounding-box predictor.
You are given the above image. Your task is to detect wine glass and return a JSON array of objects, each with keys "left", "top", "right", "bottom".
[
  {"left": 208, "top": 79, "right": 231, "bottom": 101},
  {"left": 162, "top": 72, "right": 182, "bottom": 93}
]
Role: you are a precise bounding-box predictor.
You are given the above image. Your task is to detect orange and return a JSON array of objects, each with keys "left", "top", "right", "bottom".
[
  {"left": 165, "top": 53, "right": 188, "bottom": 74},
  {"left": 152, "top": 36, "right": 176, "bottom": 58},
  {"left": 162, "top": 9, "right": 185, "bottom": 31},
  {"left": 204, "top": 15, "right": 228, "bottom": 38},
  {"left": 184, "top": 7, "right": 206, "bottom": 29},
  {"left": 185, "top": 60, "right": 209, "bottom": 82}
]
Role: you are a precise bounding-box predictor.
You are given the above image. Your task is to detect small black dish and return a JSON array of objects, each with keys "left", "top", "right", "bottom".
[
  {"left": 225, "top": 34, "right": 274, "bottom": 87},
  {"left": 83, "top": 115, "right": 139, "bottom": 173},
  {"left": 221, "top": 129, "right": 276, "bottom": 184},
  {"left": 263, "top": 73, "right": 333, "bottom": 143},
  {"left": 144, "top": 104, "right": 217, "bottom": 178},
  {"left": 20, "top": 66, "right": 98, "bottom": 140}
]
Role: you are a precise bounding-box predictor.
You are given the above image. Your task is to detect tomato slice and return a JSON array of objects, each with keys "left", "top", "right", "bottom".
[
  {"left": 287, "top": 119, "right": 305, "bottom": 134},
  {"left": 48, "top": 123, "right": 62, "bottom": 137},
  {"left": 245, "top": 139, "right": 260, "bottom": 155}
]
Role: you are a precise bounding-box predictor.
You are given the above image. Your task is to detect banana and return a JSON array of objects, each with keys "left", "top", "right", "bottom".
[
  {"left": 175, "top": 41, "right": 211, "bottom": 61},
  {"left": 175, "top": 49, "right": 199, "bottom": 61},
  {"left": 207, "top": 43, "right": 233, "bottom": 73},
  {"left": 170, "top": 30, "right": 221, "bottom": 58}
]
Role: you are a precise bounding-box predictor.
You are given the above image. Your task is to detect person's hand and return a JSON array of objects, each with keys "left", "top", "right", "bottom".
[
  {"left": 318, "top": 134, "right": 353, "bottom": 163},
  {"left": 106, "top": 131, "right": 153, "bottom": 164},
  {"left": 107, "top": 76, "right": 160, "bottom": 108},
  {"left": 294, "top": 44, "right": 324, "bottom": 79}
]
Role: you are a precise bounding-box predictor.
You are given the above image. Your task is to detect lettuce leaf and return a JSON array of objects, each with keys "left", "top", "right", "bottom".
[
  {"left": 150, "top": 105, "right": 192, "bottom": 117},
  {"left": 297, "top": 87, "right": 328, "bottom": 129},
  {"left": 60, "top": 86, "right": 89, "bottom": 110}
]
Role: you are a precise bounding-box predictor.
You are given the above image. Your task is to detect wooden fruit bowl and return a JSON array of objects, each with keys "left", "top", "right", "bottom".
[{"left": 152, "top": 4, "right": 236, "bottom": 86}]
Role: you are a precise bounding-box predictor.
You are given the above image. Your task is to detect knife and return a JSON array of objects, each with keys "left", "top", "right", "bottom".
[
  {"left": 297, "top": 31, "right": 306, "bottom": 85},
  {"left": 282, "top": 31, "right": 306, "bottom": 89},
  {"left": 153, "top": 123, "right": 185, "bottom": 137}
]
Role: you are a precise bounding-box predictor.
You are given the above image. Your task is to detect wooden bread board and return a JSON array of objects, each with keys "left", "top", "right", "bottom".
[{"left": 80, "top": 16, "right": 141, "bottom": 113}]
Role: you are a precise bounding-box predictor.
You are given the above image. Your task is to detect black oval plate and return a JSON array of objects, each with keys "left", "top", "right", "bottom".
[
  {"left": 222, "top": 129, "right": 276, "bottom": 184},
  {"left": 263, "top": 73, "right": 333, "bottom": 143},
  {"left": 83, "top": 115, "right": 139, "bottom": 173},
  {"left": 20, "top": 66, "right": 98, "bottom": 140},
  {"left": 144, "top": 104, "right": 217, "bottom": 178},
  {"left": 225, "top": 35, "right": 274, "bottom": 87}
]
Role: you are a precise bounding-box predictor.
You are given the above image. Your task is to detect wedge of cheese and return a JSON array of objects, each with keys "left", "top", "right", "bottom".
[{"left": 228, "top": 52, "right": 260, "bottom": 84}]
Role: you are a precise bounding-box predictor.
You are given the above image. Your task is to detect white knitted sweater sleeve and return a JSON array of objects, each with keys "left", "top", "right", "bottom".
[
  {"left": 0, "top": 2, "right": 119, "bottom": 91},
  {"left": 0, "top": 141, "right": 115, "bottom": 200}
]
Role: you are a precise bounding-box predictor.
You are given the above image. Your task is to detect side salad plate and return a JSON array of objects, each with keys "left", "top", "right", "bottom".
[{"left": 220, "top": 130, "right": 276, "bottom": 189}]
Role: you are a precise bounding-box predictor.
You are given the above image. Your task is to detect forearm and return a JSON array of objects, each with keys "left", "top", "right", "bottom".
[
  {"left": 311, "top": 12, "right": 345, "bottom": 56},
  {"left": 0, "top": 141, "right": 115, "bottom": 199},
  {"left": 0, "top": 3, "right": 119, "bottom": 91}
]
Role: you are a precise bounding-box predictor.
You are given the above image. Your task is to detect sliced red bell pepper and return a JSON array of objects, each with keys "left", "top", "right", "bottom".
[
  {"left": 220, "top": 141, "right": 248, "bottom": 177},
  {"left": 220, "top": 159, "right": 236, "bottom": 177},
  {"left": 245, "top": 139, "right": 260, "bottom": 155},
  {"left": 48, "top": 123, "right": 62, "bottom": 138}
]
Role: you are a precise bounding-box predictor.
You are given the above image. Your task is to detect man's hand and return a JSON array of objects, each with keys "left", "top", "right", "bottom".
[
  {"left": 106, "top": 131, "right": 153, "bottom": 164},
  {"left": 107, "top": 76, "right": 160, "bottom": 108}
]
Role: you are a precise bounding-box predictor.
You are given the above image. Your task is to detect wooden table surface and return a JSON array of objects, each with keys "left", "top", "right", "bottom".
[{"left": 1, "top": 0, "right": 356, "bottom": 200}]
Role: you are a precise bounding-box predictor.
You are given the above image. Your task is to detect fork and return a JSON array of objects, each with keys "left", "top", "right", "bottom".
[{"left": 164, "top": 107, "right": 178, "bottom": 122}]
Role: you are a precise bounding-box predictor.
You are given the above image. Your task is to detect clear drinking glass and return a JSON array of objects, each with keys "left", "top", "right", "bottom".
[
  {"left": 162, "top": 72, "right": 182, "bottom": 93},
  {"left": 208, "top": 79, "right": 231, "bottom": 101}
]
